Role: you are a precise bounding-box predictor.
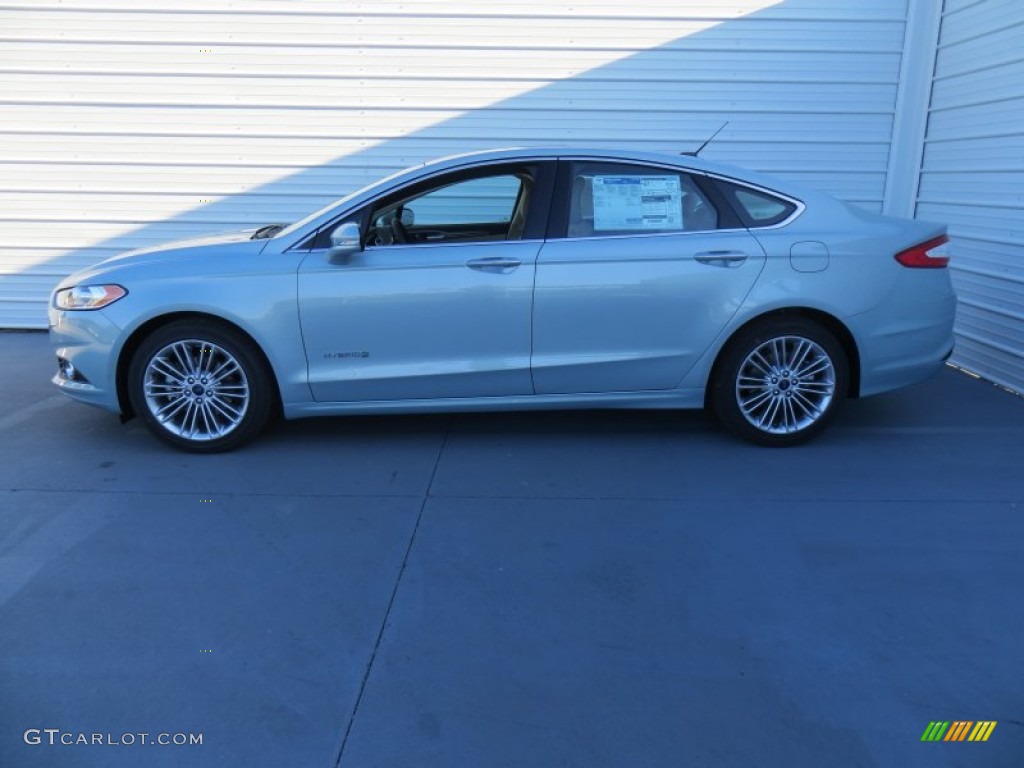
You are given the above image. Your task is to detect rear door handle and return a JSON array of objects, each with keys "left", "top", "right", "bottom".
[
  {"left": 694, "top": 250, "right": 748, "bottom": 267},
  {"left": 466, "top": 256, "right": 522, "bottom": 273}
]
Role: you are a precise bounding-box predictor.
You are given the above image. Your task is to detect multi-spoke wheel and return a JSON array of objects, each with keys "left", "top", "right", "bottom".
[
  {"left": 127, "top": 321, "right": 273, "bottom": 452},
  {"left": 711, "top": 318, "right": 849, "bottom": 446}
]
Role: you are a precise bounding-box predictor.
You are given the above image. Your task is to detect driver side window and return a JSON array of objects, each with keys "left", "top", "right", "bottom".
[{"left": 368, "top": 172, "right": 531, "bottom": 247}]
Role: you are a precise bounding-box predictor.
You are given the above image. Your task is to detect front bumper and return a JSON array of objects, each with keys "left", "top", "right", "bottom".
[{"left": 48, "top": 307, "right": 124, "bottom": 414}]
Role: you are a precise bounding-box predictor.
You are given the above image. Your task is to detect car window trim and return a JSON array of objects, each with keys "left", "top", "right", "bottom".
[
  {"left": 546, "top": 159, "right": 573, "bottom": 240},
  {"left": 361, "top": 237, "right": 547, "bottom": 253}
]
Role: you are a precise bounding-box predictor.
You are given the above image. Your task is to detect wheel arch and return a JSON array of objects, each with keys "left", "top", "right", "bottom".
[
  {"left": 116, "top": 311, "right": 282, "bottom": 420},
  {"left": 704, "top": 307, "right": 861, "bottom": 408}
]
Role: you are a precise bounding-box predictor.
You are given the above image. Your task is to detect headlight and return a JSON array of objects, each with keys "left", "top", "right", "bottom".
[{"left": 54, "top": 284, "right": 127, "bottom": 310}]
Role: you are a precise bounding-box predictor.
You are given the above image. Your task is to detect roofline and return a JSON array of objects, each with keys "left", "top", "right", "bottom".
[
  {"left": 423, "top": 146, "right": 802, "bottom": 187},
  {"left": 269, "top": 146, "right": 822, "bottom": 251}
]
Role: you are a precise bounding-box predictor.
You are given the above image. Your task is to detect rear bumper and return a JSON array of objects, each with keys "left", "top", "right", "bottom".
[{"left": 852, "top": 277, "right": 957, "bottom": 397}]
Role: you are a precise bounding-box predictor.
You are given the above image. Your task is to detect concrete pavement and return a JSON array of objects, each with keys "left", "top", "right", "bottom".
[{"left": 1, "top": 330, "right": 1022, "bottom": 767}]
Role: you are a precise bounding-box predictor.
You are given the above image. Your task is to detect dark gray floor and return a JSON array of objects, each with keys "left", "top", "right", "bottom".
[{"left": 1, "top": 330, "right": 1022, "bottom": 767}]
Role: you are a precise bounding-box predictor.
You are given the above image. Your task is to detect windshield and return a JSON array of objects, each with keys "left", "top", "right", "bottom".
[{"left": 272, "top": 162, "right": 427, "bottom": 241}]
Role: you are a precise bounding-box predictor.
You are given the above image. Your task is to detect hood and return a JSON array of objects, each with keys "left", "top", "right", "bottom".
[
  {"left": 102, "top": 229, "right": 266, "bottom": 264},
  {"left": 55, "top": 229, "right": 271, "bottom": 291}
]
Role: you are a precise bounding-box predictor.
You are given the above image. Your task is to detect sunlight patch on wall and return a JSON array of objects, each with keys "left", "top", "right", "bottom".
[{"left": 1, "top": 1, "right": 783, "bottom": 259}]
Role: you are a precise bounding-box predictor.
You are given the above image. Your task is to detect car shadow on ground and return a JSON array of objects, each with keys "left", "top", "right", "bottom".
[{"left": 256, "top": 365, "right": 1019, "bottom": 448}]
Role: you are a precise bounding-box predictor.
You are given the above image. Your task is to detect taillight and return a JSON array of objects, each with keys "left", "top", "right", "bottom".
[{"left": 895, "top": 235, "right": 950, "bottom": 268}]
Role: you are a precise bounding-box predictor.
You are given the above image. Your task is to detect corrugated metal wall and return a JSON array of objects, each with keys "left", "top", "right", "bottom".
[
  {"left": 0, "top": 0, "right": 908, "bottom": 328},
  {"left": 917, "top": 0, "right": 1024, "bottom": 393}
]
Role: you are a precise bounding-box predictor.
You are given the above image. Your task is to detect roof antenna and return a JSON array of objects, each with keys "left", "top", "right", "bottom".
[{"left": 683, "top": 121, "right": 729, "bottom": 157}]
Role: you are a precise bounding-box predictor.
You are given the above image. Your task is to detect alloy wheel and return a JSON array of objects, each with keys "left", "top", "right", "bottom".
[
  {"left": 142, "top": 339, "right": 250, "bottom": 441},
  {"left": 735, "top": 335, "right": 836, "bottom": 435}
]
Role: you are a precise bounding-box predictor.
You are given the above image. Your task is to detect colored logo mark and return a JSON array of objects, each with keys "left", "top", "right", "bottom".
[{"left": 921, "top": 721, "right": 996, "bottom": 742}]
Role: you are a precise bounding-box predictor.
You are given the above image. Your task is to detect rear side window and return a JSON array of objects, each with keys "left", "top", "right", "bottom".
[
  {"left": 567, "top": 161, "right": 718, "bottom": 237},
  {"left": 715, "top": 180, "right": 798, "bottom": 228}
]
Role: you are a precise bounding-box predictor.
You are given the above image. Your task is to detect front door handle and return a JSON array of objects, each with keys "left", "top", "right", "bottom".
[
  {"left": 466, "top": 256, "right": 522, "bottom": 273},
  {"left": 694, "top": 250, "right": 748, "bottom": 267}
]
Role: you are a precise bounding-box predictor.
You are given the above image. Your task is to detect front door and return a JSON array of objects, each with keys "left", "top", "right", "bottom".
[{"left": 298, "top": 163, "right": 552, "bottom": 402}]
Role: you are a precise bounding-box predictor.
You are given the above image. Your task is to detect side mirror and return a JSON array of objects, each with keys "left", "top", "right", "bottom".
[{"left": 325, "top": 221, "right": 362, "bottom": 264}]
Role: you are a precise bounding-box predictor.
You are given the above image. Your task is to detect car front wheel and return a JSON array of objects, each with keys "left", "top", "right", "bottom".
[
  {"left": 127, "top": 320, "right": 273, "bottom": 452},
  {"left": 711, "top": 318, "right": 849, "bottom": 446}
]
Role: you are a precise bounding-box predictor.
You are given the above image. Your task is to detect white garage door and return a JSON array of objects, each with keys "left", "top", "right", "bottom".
[
  {"left": 0, "top": 0, "right": 908, "bottom": 327},
  {"left": 917, "top": 0, "right": 1024, "bottom": 393}
]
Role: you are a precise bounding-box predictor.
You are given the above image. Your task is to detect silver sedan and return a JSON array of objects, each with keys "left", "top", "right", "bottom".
[{"left": 49, "top": 148, "right": 956, "bottom": 451}]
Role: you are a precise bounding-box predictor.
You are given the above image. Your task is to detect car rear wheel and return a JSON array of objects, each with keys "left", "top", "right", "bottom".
[
  {"left": 711, "top": 318, "right": 848, "bottom": 446},
  {"left": 127, "top": 320, "right": 273, "bottom": 452}
]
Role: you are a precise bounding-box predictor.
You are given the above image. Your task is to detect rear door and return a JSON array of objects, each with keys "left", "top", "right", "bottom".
[{"left": 531, "top": 159, "right": 766, "bottom": 394}]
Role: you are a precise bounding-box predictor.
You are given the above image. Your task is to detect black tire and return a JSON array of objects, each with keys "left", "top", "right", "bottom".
[
  {"left": 710, "top": 317, "right": 849, "bottom": 446},
  {"left": 127, "top": 320, "right": 274, "bottom": 453}
]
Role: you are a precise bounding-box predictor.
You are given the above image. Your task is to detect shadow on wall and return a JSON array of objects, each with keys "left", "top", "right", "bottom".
[{"left": 2, "top": 0, "right": 906, "bottom": 326}]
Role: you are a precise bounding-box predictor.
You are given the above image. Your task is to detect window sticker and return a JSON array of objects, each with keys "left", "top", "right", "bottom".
[{"left": 591, "top": 175, "right": 683, "bottom": 231}]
